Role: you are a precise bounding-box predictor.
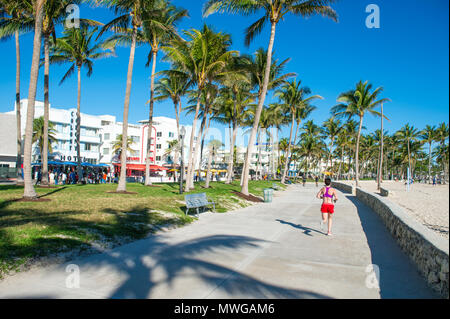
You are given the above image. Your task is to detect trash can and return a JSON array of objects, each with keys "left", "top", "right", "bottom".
[{"left": 263, "top": 188, "right": 273, "bottom": 203}]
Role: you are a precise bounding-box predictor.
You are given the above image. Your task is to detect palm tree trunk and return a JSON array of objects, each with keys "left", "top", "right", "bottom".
[
  {"left": 145, "top": 49, "right": 158, "bottom": 186},
  {"left": 226, "top": 122, "right": 237, "bottom": 184},
  {"left": 377, "top": 105, "right": 384, "bottom": 190},
  {"left": 355, "top": 116, "right": 363, "bottom": 187},
  {"left": 76, "top": 65, "right": 83, "bottom": 183},
  {"left": 256, "top": 129, "right": 262, "bottom": 180},
  {"left": 338, "top": 146, "right": 344, "bottom": 179},
  {"left": 174, "top": 99, "right": 180, "bottom": 140},
  {"left": 23, "top": 0, "right": 45, "bottom": 199},
  {"left": 185, "top": 95, "right": 202, "bottom": 192},
  {"left": 281, "top": 113, "right": 295, "bottom": 184},
  {"left": 428, "top": 142, "right": 432, "bottom": 184},
  {"left": 117, "top": 25, "right": 137, "bottom": 192},
  {"left": 41, "top": 34, "right": 50, "bottom": 186},
  {"left": 205, "top": 148, "right": 213, "bottom": 188},
  {"left": 241, "top": 21, "right": 277, "bottom": 195},
  {"left": 189, "top": 113, "right": 208, "bottom": 189},
  {"left": 15, "top": 30, "right": 22, "bottom": 181},
  {"left": 407, "top": 139, "right": 412, "bottom": 179}
]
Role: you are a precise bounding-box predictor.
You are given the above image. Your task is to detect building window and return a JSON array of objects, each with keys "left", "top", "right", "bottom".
[
  {"left": 131, "top": 135, "right": 140, "bottom": 143},
  {"left": 169, "top": 132, "right": 174, "bottom": 138},
  {"left": 104, "top": 133, "right": 110, "bottom": 140},
  {"left": 103, "top": 148, "right": 109, "bottom": 155},
  {"left": 156, "top": 156, "right": 161, "bottom": 161},
  {"left": 156, "top": 144, "right": 161, "bottom": 149},
  {"left": 156, "top": 132, "right": 162, "bottom": 137}
]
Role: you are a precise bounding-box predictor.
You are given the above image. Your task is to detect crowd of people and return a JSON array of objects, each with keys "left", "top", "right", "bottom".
[{"left": 33, "top": 166, "right": 115, "bottom": 185}]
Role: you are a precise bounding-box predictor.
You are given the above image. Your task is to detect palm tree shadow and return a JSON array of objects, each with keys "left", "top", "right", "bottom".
[
  {"left": 275, "top": 219, "right": 327, "bottom": 236},
  {"left": 74, "top": 235, "right": 332, "bottom": 299}
]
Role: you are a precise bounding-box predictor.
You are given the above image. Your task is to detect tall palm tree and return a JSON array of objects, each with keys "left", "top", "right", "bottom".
[
  {"left": 141, "top": 0, "right": 188, "bottom": 186},
  {"left": 214, "top": 81, "right": 253, "bottom": 183},
  {"left": 32, "top": 116, "right": 57, "bottom": 160},
  {"left": 395, "top": 124, "right": 420, "bottom": 179},
  {"left": 420, "top": 125, "right": 437, "bottom": 183},
  {"left": 22, "top": 0, "right": 46, "bottom": 199},
  {"left": 154, "top": 74, "right": 190, "bottom": 144},
  {"left": 39, "top": 0, "right": 74, "bottom": 186},
  {"left": 98, "top": 0, "right": 159, "bottom": 192},
  {"left": 162, "top": 24, "right": 237, "bottom": 191},
  {"left": 275, "top": 79, "right": 322, "bottom": 183},
  {"left": 0, "top": 0, "right": 34, "bottom": 180},
  {"left": 204, "top": 0, "right": 338, "bottom": 196},
  {"left": 331, "top": 80, "right": 390, "bottom": 186},
  {"left": 322, "top": 117, "right": 342, "bottom": 170},
  {"left": 49, "top": 25, "right": 114, "bottom": 182}
]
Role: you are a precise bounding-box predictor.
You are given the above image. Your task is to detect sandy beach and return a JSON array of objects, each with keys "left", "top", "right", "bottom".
[{"left": 341, "top": 180, "right": 449, "bottom": 239}]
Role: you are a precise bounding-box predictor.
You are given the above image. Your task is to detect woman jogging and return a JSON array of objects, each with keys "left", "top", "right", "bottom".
[{"left": 316, "top": 177, "right": 338, "bottom": 236}]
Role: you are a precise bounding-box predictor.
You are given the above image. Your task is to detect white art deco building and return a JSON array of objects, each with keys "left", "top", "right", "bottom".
[{"left": 0, "top": 99, "right": 196, "bottom": 176}]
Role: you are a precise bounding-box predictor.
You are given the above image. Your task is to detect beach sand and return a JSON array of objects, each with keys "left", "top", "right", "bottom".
[{"left": 342, "top": 180, "right": 449, "bottom": 239}]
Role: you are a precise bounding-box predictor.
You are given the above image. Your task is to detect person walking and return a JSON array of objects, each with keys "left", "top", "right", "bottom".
[
  {"left": 315, "top": 175, "right": 319, "bottom": 187},
  {"left": 316, "top": 177, "right": 338, "bottom": 236}
]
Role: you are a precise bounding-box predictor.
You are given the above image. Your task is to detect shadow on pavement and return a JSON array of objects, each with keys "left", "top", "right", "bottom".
[
  {"left": 74, "top": 235, "right": 333, "bottom": 299},
  {"left": 346, "top": 195, "right": 438, "bottom": 299},
  {"left": 275, "top": 219, "right": 327, "bottom": 236}
]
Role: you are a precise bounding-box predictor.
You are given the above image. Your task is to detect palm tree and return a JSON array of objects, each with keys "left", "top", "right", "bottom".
[
  {"left": 111, "top": 134, "right": 134, "bottom": 157},
  {"left": 331, "top": 81, "right": 390, "bottom": 186},
  {"left": 435, "top": 122, "right": 449, "bottom": 182},
  {"left": 275, "top": 79, "right": 322, "bottom": 183},
  {"left": 39, "top": 0, "right": 74, "bottom": 186},
  {"left": 141, "top": 1, "right": 188, "bottom": 186},
  {"left": 0, "top": 0, "right": 34, "bottom": 180},
  {"left": 155, "top": 73, "right": 190, "bottom": 142},
  {"left": 322, "top": 117, "right": 342, "bottom": 170},
  {"left": 204, "top": 139, "right": 223, "bottom": 188},
  {"left": 49, "top": 25, "right": 114, "bottom": 182},
  {"left": 395, "top": 124, "right": 420, "bottom": 180},
  {"left": 32, "top": 117, "right": 57, "bottom": 161},
  {"left": 420, "top": 125, "right": 437, "bottom": 183},
  {"left": 98, "top": 0, "right": 160, "bottom": 192},
  {"left": 163, "top": 139, "right": 181, "bottom": 180},
  {"left": 214, "top": 79, "right": 253, "bottom": 183},
  {"left": 22, "top": 0, "right": 46, "bottom": 199},
  {"left": 204, "top": 0, "right": 338, "bottom": 196},
  {"left": 162, "top": 24, "right": 237, "bottom": 191}
]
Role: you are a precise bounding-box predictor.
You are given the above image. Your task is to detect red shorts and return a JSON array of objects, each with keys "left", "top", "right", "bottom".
[{"left": 321, "top": 203, "right": 335, "bottom": 214}]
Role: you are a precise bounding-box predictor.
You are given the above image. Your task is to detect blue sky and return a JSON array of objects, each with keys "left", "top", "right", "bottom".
[{"left": 0, "top": 0, "right": 448, "bottom": 143}]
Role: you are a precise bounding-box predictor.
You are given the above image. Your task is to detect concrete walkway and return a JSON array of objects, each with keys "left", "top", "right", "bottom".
[{"left": 0, "top": 184, "right": 438, "bottom": 299}]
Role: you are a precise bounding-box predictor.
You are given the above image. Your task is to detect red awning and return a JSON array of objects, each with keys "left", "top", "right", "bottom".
[{"left": 113, "top": 163, "right": 168, "bottom": 171}]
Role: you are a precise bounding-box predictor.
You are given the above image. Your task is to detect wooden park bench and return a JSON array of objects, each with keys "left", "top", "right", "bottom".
[{"left": 184, "top": 193, "right": 216, "bottom": 217}]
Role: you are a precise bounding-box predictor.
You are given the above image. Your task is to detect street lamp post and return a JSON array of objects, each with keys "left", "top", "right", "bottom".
[{"left": 179, "top": 126, "right": 186, "bottom": 194}]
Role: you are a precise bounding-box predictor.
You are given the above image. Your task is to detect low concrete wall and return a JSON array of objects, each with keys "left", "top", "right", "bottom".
[
  {"left": 333, "top": 181, "right": 449, "bottom": 298},
  {"left": 332, "top": 181, "right": 355, "bottom": 195}
]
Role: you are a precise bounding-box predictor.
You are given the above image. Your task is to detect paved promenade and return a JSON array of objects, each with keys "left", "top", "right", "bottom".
[{"left": 0, "top": 184, "right": 438, "bottom": 299}]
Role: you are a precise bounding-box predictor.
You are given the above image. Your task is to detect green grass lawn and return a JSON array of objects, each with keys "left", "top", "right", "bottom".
[{"left": 0, "top": 180, "right": 285, "bottom": 279}]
